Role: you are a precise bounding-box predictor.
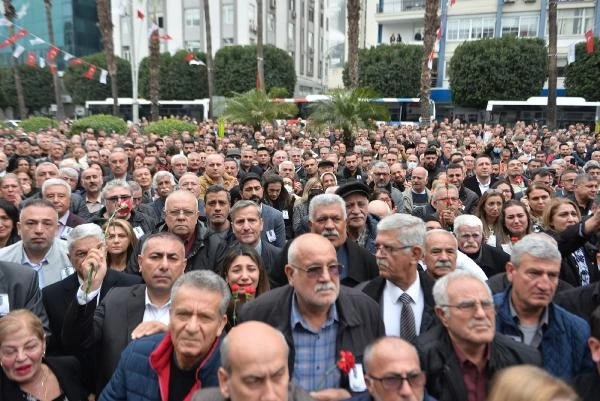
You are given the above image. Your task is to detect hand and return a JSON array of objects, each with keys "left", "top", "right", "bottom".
[
  {"left": 293, "top": 181, "right": 303, "bottom": 194},
  {"left": 81, "top": 244, "right": 107, "bottom": 293},
  {"left": 131, "top": 321, "right": 168, "bottom": 340},
  {"left": 309, "top": 389, "right": 351, "bottom": 401}
]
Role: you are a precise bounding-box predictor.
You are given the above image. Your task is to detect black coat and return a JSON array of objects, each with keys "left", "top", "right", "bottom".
[
  {"left": 416, "top": 325, "right": 542, "bottom": 401},
  {"left": 464, "top": 244, "right": 510, "bottom": 278},
  {"left": 463, "top": 175, "right": 498, "bottom": 197},
  {"left": 360, "top": 271, "right": 438, "bottom": 336},
  {"left": 554, "top": 281, "right": 600, "bottom": 324}
]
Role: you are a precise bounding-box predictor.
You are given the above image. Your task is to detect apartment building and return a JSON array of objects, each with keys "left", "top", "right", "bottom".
[{"left": 112, "top": 0, "right": 329, "bottom": 96}]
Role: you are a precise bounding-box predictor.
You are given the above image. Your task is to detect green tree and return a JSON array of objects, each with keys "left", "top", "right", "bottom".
[
  {"left": 449, "top": 37, "right": 547, "bottom": 108},
  {"left": 342, "top": 44, "right": 422, "bottom": 97},
  {"left": 214, "top": 45, "right": 296, "bottom": 97},
  {"left": 145, "top": 118, "right": 198, "bottom": 136},
  {"left": 565, "top": 38, "right": 600, "bottom": 101},
  {"left": 221, "top": 88, "right": 298, "bottom": 131},
  {"left": 70, "top": 114, "right": 128, "bottom": 135},
  {"left": 63, "top": 53, "right": 132, "bottom": 105},
  {"left": 0, "top": 66, "right": 54, "bottom": 111},
  {"left": 20, "top": 116, "right": 58, "bottom": 132},
  {"left": 138, "top": 51, "right": 208, "bottom": 99},
  {"left": 97, "top": 0, "right": 119, "bottom": 115},
  {"left": 307, "top": 88, "right": 389, "bottom": 150}
]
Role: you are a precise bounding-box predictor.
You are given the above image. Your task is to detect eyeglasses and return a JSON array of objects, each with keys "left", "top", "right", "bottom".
[
  {"left": 166, "top": 209, "right": 197, "bottom": 217},
  {"left": 439, "top": 299, "right": 495, "bottom": 313},
  {"left": 374, "top": 244, "right": 412, "bottom": 255},
  {"left": 290, "top": 263, "right": 342, "bottom": 279},
  {"left": 367, "top": 372, "right": 426, "bottom": 390},
  {"left": 105, "top": 195, "right": 132, "bottom": 202}
]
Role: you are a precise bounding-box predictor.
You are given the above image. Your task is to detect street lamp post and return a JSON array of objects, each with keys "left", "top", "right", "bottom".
[{"left": 129, "top": 0, "right": 139, "bottom": 124}]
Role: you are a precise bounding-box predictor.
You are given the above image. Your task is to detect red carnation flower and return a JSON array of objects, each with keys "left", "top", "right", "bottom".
[{"left": 336, "top": 350, "right": 356, "bottom": 374}]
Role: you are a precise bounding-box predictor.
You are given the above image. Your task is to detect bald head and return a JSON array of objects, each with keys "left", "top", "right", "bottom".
[{"left": 368, "top": 200, "right": 391, "bottom": 218}]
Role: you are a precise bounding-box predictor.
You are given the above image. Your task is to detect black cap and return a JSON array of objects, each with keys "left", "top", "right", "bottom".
[
  {"left": 318, "top": 160, "right": 335, "bottom": 168},
  {"left": 335, "top": 181, "right": 370, "bottom": 199},
  {"left": 226, "top": 149, "right": 241, "bottom": 158},
  {"left": 424, "top": 147, "right": 438, "bottom": 156},
  {"left": 239, "top": 173, "right": 262, "bottom": 189}
]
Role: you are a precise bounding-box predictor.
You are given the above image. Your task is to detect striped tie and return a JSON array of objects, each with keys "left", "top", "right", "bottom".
[{"left": 399, "top": 293, "right": 416, "bottom": 342}]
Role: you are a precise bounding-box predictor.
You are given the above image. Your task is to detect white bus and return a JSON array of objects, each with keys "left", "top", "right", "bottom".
[{"left": 85, "top": 98, "right": 210, "bottom": 121}]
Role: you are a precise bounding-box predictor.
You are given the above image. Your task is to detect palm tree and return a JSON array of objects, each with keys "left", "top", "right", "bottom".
[
  {"left": 256, "top": 0, "right": 264, "bottom": 89},
  {"left": 202, "top": 0, "right": 214, "bottom": 119},
  {"left": 148, "top": 0, "right": 160, "bottom": 120},
  {"left": 3, "top": 0, "right": 26, "bottom": 118},
  {"left": 97, "top": 0, "right": 119, "bottom": 116},
  {"left": 547, "top": 0, "right": 557, "bottom": 130},
  {"left": 221, "top": 88, "right": 298, "bottom": 131},
  {"left": 346, "top": 0, "right": 360, "bottom": 88},
  {"left": 420, "top": 0, "right": 439, "bottom": 125},
  {"left": 307, "top": 88, "right": 390, "bottom": 150},
  {"left": 43, "top": 0, "right": 64, "bottom": 120}
]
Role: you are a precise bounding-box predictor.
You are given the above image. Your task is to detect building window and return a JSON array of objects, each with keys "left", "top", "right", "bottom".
[
  {"left": 501, "top": 15, "right": 538, "bottom": 37},
  {"left": 185, "top": 8, "right": 201, "bottom": 27},
  {"left": 223, "top": 5, "right": 234, "bottom": 25},
  {"left": 184, "top": 40, "right": 202, "bottom": 52},
  {"left": 556, "top": 8, "right": 594, "bottom": 36},
  {"left": 447, "top": 16, "right": 495, "bottom": 41},
  {"left": 268, "top": 13, "right": 275, "bottom": 32},
  {"left": 223, "top": 37, "right": 234, "bottom": 45},
  {"left": 122, "top": 46, "right": 131, "bottom": 62},
  {"left": 308, "top": 6, "right": 314, "bottom": 22}
]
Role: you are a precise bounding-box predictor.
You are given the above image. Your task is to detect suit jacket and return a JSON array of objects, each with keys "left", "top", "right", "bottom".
[
  {"left": 361, "top": 271, "right": 438, "bottom": 336},
  {"left": 65, "top": 211, "right": 86, "bottom": 228},
  {"left": 0, "top": 240, "right": 71, "bottom": 288},
  {"left": 463, "top": 175, "right": 498, "bottom": 197},
  {"left": 43, "top": 270, "right": 142, "bottom": 353},
  {"left": 61, "top": 283, "right": 147, "bottom": 393},
  {"left": 0, "top": 261, "right": 49, "bottom": 331},
  {"left": 464, "top": 244, "right": 510, "bottom": 278},
  {"left": 260, "top": 203, "right": 286, "bottom": 248}
]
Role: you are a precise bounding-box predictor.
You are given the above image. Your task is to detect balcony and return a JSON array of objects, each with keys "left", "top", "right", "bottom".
[{"left": 377, "top": 0, "right": 425, "bottom": 13}]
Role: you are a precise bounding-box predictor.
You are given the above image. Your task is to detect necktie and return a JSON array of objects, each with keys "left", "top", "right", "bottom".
[{"left": 399, "top": 293, "right": 416, "bottom": 342}]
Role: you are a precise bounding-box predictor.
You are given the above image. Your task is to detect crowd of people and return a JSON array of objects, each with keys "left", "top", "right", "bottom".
[{"left": 0, "top": 118, "right": 599, "bottom": 401}]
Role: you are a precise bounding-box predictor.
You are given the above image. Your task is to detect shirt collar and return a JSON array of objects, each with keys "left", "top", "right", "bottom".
[
  {"left": 145, "top": 288, "right": 172, "bottom": 309},
  {"left": 385, "top": 271, "right": 421, "bottom": 301},
  {"left": 291, "top": 292, "right": 338, "bottom": 332},
  {"left": 58, "top": 211, "right": 70, "bottom": 226},
  {"left": 509, "top": 295, "right": 549, "bottom": 326}
]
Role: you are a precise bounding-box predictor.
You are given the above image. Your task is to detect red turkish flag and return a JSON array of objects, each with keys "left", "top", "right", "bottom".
[
  {"left": 585, "top": 30, "right": 594, "bottom": 54},
  {"left": 26, "top": 51, "right": 36, "bottom": 67},
  {"left": 83, "top": 65, "right": 97, "bottom": 79},
  {"left": 160, "top": 34, "right": 172, "bottom": 40},
  {"left": 69, "top": 58, "right": 83, "bottom": 66},
  {"left": 46, "top": 46, "right": 58, "bottom": 62},
  {"left": 137, "top": 10, "right": 144, "bottom": 19}
]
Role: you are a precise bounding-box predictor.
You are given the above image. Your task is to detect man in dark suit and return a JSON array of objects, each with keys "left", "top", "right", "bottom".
[
  {"left": 41, "top": 178, "right": 87, "bottom": 240},
  {"left": 239, "top": 173, "right": 286, "bottom": 248},
  {"left": 0, "top": 261, "right": 48, "bottom": 330},
  {"left": 230, "top": 200, "right": 281, "bottom": 285},
  {"left": 61, "top": 232, "right": 187, "bottom": 393},
  {"left": 43, "top": 223, "right": 142, "bottom": 353},
  {"left": 454, "top": 215, "right": 509, "bottom": 278},
  {"left": 361, "top": 214, "right": 437, "bottom": 340},
  {"left": 463, "top": 154, "right": 497, "bottom": 197}
]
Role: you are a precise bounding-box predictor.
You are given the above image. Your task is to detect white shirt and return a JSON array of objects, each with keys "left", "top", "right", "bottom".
[
  {"left": 142, "top": 288, "right": 171, "bottom": 325},
  {"left": 477, "top": 177, "right": 491, "bottom": 195},
  {"left": 382, "top": 273, "right": 424, "bottom": 337}
]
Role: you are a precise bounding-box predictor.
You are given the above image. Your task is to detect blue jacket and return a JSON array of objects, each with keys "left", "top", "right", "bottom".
[
  {"left": 494, "top": 287, "right": 593, "bottom": 380},
  {"left": 99, "top": 333, "right": 221, "bottom": 401}
]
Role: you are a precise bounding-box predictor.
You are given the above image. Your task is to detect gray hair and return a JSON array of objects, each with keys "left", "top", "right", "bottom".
[
  {"left": 584, "top": 160, "right": 600, "bottom": 172},
  {"left": 35, "top": 162, "right": 59, "bottom": 176},
  {"left": 171, "top": 270, "right": 231, "bottom": 316},
  {"left": 67, "top": 223, "right": 104, "bottom": 253},
  {"left": 511, "top": 233, "right": 561, "bottom": 267},
  {"left": 278, "top": 160, "right": 294, "bottom": 172},
  {"left": 432, "top": 270, "right": 491, "bottom": 315},
  {"left": 308, "top": 193, "right": 346, "bottom": 222},
  {"left": 425, "top": 228, "right": 458, "bottom": 250},
  {"left": 101, "top": 179, "right": 131, "bottom": 203},
  {"left": 220, "top": 325, "right": 288, "bottom": 372},
  {"left": 171, "top": 154, "right": 188, "bottom": 165},
  {"left": 59, "top": 167, "right": 79, "bottom": 180},
  {"left": 152, "top": 171, "right": 176, "bottom": 189},
  {"left": 453, "top": 215, "right": 483, "bottom": 235},
  {"left": 42, "top": 178, "right": 72, "bottom": 197},
  {"left": 230, "top": 200, "right": 261, "bottom": 220},
  {"left": 127, "top": 180, "right": 142, "bottom": 193},
  {"left": 377, "top": 213, "right": 425, "bottom": 249},
  {"left": 371, "top": 161, "right": 389, "bottom": 171},
  {"left": 432, "top": 183, "right": 459, "bottom": 201}
]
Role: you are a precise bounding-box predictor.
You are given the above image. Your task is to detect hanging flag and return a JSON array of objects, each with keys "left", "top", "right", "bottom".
[
  {"left": 448, "top": 0, "right": 456, "bottom": 7},
  {"left": 12, "top": 44, "right": 24, "bottom": 58},
  {"left": 147, "top": 23, "right": 159, "bottom": 39},
  {"left": 29, "top": 37, "right": 44, "bottom": 46},
  {"left": 39, "top": 57, "right": 46, "bottom": 68},
  {"left": 436, "top": 23, "right": 443, "bottom": 41},
  {"left": 83, "top": 65, "right": 97, "bottom": 79},
  {"left": 99, "top": 69, "right": 108, "bottom": 84},
  {"left": 585, "top": 30, "right": 594, "bottom": 54},
  {"left": 137, "top": 10, "right": 144, "bottom": 19},
  {"left": 49, "top": 64, "right": 56, "bottom": 75},
  {"left": 567, "top": 42, "right": 576, "bottom": 64},
  {"left": 69, "top": 58, "right": 83, "bottom": 65},
  {"left": 26, "top": 51, "right": 36, "bottom": 67},
  {"left": 63, "top": 53, "right": 74, "bottom": 62},
  {"left": 189, "top": 59, "right": 205, "bottom": 66},
  {"left": 0, "top": 28, "right": 28, "bottom": 49},
  {"left": 46, "top": 46, "right": 58, "bottom": 62},
  {"left": 184, "top": 52, "right": 195, "bottom": 62},
  {"left": 160, "top": 34, "right": 172, "bottom": 40}
]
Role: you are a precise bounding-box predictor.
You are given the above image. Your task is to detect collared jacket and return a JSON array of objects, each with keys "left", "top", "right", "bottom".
[
  {"left": 494, "top": 287, "right": 593, "bottom": 380},
  {"left": 191, "top": 383, "right": 314, "bottom": 401},
  {"left": 237, "top": 285, "right": 385, "bottom": 393},
  {"left": 88, "top": 207, "right": 157, "bottom": 239},
  {"left": 99, "top": 332, "right": 221, "bottom": 401},
  {"left": 198, "top": 173, "right": 238, "bottom": 200},
  {"left": 416, "top": 325, "right": 541, "bottom": 401}
]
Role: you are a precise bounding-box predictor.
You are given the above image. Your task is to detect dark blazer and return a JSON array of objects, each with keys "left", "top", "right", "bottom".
[
  {"left": 464, "top": 244, "right": 510, "bottom": 278},
  {"left": 0, "top": 261, "right": 49, "bottom": 331},
  {"left": 554, "top": 281, "right": 600, "bottom": 324},
  {"left": 237, "top": 285, "right": 385, "bottom": 393},
  {"left": 43, "top": 270, "right": 142, "bottom": 353},
  {"left": 65, "top": 211, "right": 86, "bottom": 227},
  {"left": 261, "top": 204, "right": 286, "bottom": 248},
  {"left": 361, "top": 271, "right": 438, "bottom": 336},
  {"left": 61, "top": 283, "right": 147, "bottom": 393},
  {"left": 463, "top": 175, "right": 498, "bottom": 197},
  {"left": 0, "top": 356, "right": 89, "bottom": 401}
]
